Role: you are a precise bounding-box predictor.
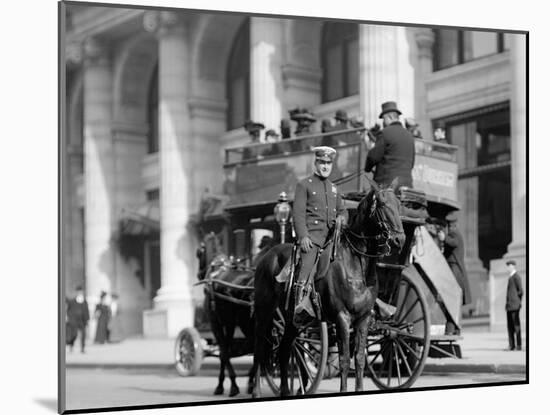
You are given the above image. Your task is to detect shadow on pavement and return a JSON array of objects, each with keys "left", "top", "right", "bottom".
[{"left": 34, "top": 398, "right": 57, "bottom": 412}]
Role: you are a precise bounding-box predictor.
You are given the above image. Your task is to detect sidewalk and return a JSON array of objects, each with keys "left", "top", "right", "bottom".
[{"left": 65, "top": 327, "right": 526, "bottom": 374}]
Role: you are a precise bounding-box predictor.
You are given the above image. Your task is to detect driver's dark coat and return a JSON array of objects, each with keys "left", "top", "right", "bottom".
[
  {"left": 293, "top": 174, "right": 345, "bottom": 246},
  {"left": 364, "top": 121, "right": 415, "bottom": 187}
]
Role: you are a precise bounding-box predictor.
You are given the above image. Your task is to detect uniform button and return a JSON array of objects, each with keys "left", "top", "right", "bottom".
[
  {"left": 333, "top": 208, "right": 336, "bottom": 211},
  {"left": 313, "top": 191, "right": 316, "bottom": 195},
  {"left": 314, "top": 220, "right": 318, "bottom": 224},
  {"left": 314, "top": 207, "right": 318, "bottom": 211}
]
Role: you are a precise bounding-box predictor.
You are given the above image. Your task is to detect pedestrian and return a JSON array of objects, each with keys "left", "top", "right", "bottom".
[
  {"left": 94, "top": 291, "right": 111, "bottom": 344},
  {"left": 442, "top": 212, "right": 472, "bottom": 307},
  {"left": 66, "top": 285, "right": 90, "bottom": 353},
  {"left": 405, "top": 117, "right": 423, "bottom": 139},
  {"left": 364, "top": 101, "right": 415, "bottom": 188},
  {"left": 293, "top": 146, "right": 347, "bottom": 323},
  {"left": 108, "top": 293, "right": 124, "bottom": 343},
  {"left": 505, "top": 259, "right": 523, "bottom": 351},
  {"left": 433, "top": 121, "right": 450, "bottom": 145}
]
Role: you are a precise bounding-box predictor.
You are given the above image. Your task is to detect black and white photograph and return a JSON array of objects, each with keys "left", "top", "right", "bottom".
[
  {"left": 57, "top": 0, "right": 531, "bottom": 413},
  {"left": 0, "top": 0, "right": 540, "bottom": 414}
]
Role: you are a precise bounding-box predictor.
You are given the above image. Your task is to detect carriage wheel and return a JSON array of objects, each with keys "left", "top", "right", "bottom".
[
  {"left": 366, "top": 274, "right": 431, "bottom": 389},
  {"left": 175, "top": 327, "right": 204, "bottom": 376},
  {"left": 263, "top": 307, "right": 328, "bottom": 395}
]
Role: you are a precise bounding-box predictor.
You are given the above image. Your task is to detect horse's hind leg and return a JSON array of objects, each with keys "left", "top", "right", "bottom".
[{"left": 251, "top": 305, "right": 272, "bottom": 398}]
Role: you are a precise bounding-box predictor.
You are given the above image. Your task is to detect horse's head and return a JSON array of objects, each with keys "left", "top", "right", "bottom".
[{"left": 353, "top": 178, "right": 405, "bottom": 254}]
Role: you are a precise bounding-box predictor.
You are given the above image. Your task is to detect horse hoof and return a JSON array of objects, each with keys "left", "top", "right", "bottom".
[
  {"left": 213, "top": 386, "right": 224, "bottom": 395},
  {"left": 247, "top": 384, "right": 254, "bottom": 395},
  {"left": 229, "top": 386, "right": 240, "bottom": 397}
]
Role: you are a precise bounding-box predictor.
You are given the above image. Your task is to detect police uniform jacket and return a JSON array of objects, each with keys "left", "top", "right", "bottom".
[
  {"left": 506, "top": 272, "right": 523, "bottom": 311},
  {"left": 364, "top": 121, "right": 415, "bottom": 187},
  {"left": 293, "top": 174, "right": 345, "bottom": 246}
]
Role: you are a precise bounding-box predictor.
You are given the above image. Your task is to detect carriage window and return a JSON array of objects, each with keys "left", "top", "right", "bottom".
[
  {"left": 227, "top": 19, "right": 250, "bottom": 131},
  {"left": 250, "top": 229, "right": 274, "bottom": 257},
  {"left": 233, "top": 229, "right": 247, "bottom": 259},
  {"left": 321, "top": 22, "right": 359, "bottom": 103},
  {"left": 147, "top": 64, "right": 159, "bottom": 154},
  {"left": 433, "top": 29, "right": 508, "bottom": 71}
]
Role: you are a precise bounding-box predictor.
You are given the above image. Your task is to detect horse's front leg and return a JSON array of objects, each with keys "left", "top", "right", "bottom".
[
  {"left": 353, "top": 317, "right": 370, "bottom": 392},
  {"left": 210, "top": 319, "right": 226, "bottom": 395},
  {"left": 223, "top": 324, "right": 240, "bottom": 397},
  {"left": 335, "top": 311, "right": 351, "bottom": 393}
]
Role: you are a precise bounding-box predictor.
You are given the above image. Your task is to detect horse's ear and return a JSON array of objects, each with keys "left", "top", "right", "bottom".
[
  {"left": 365, "top": 176, "right": 380, "bottom": 192},
  {"left": 369, "top": 192, "right": 378, "bottom": 216},
  {"left": 390, "top": 177, "right": 400, "bottom": 191}
]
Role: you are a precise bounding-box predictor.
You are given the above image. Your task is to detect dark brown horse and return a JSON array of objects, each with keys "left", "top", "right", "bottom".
[
  {"left": 251, "top": 180, "right": 405, "bottom": 396},
  {"left": 197, "top": 233, "right": 256, "bottom": 397}
]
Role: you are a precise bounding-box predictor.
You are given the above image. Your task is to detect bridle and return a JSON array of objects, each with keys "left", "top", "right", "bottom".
[{"left": 343, "top": 188, "right": 403, "bottom": 258}]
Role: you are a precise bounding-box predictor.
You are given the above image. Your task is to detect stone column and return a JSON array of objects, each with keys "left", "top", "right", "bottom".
[
  {"left": 359, "top": 24, "right": 415, "bottom": 126},
  {"left": 250, "top": 17, "right": 284, "bottom": 137},
  {"left": 142, "top": 11, "right": 195, "bottom": 337},
  {"left": 414, "top": 28, "right": 435, "bottom": 140},
  {"left": 507, "top": 34, "right": 527, "bottom": 259},
  {"left": 453, "top": 122, "right": 488, "bottom": 316},
  {"left": 82, "top": 37, "right": 116, "bottom": 304},
  {"left": 489, "top": 34, "right": 527, "bottom": 331}
]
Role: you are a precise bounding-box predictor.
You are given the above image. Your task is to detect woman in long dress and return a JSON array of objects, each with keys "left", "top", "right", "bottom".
[{"left": 94, "top": 291, "right": 111, "bottom": 344}]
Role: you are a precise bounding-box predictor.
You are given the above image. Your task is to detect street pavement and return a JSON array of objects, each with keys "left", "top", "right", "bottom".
[
  {"left": 63, "top": 325, "right": 527, "bottom": 413},
  {"left": 65, "top": 326, "right": 527, "bottom": 374},
  {"left": 64, "top": 367, "right": 525, "bottom": 412}
]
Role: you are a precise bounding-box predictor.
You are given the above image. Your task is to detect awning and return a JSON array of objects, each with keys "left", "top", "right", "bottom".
[{"left": 119, "top": 201, "right": 160, "bottom": 236}]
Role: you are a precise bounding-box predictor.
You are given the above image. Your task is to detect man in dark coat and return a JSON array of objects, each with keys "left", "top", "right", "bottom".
[
  {"left": 505, "top": 260, "right": 523, "bottom": 351},
  {"left": 293, "top": 146, "right": 346, "bottom": 321},
  {"left": 443, "top": 212, "right": 472, "bottom": 306},
  {"left": 364, "top": 101, "right": 415, "bottom": 188},
  {"left": 66, "top": 286, "right": 90, "bottom": 353}
]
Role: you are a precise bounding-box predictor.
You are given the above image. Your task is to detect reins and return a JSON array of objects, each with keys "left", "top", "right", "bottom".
[{"left": 339, "top": 188, "right": 402, "bottom": 258}]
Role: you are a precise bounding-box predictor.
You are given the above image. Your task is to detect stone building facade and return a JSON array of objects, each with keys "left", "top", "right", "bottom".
[{"left": 62, "top": 4, "right": 526, "bottom": 337}]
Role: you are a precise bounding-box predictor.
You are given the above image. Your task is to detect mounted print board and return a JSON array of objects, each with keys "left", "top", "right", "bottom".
[{"left": 59, "top": 0, "right": 528, "bottom": 413}]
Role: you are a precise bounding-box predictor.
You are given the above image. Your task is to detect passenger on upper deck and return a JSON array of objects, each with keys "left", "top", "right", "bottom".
[{"left": 364, "top": 101, "right": 415, "bottom": 188}]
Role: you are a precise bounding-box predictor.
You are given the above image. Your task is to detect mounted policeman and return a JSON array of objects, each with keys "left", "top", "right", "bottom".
[
  {"left": 293, "top": 146, "right": 347, "bottom": 322},
  {"left": 364, "top": 101, "right": 415, "bottom": 189}
]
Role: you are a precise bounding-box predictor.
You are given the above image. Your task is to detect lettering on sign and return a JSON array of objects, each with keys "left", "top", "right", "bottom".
[{"left": 412, "top": 164, "right": 455, "bottom": 188}]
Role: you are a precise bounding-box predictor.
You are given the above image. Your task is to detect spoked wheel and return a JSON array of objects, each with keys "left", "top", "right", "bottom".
[
  {"left": 175, "top": 327, "right": 204, "bottom": 376},
  {"left": 366, "top": 274, "right": 431, "bottom": 389},
  {"left": 264, "top": 307, "right": 328, "bottom": 395}
]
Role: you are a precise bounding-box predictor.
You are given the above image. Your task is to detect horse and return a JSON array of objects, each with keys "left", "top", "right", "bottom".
[
  {"left": 250, "top": 179, "right": 405, "bottom": 397},
  {"left": 196, "top": 232, "right": 257, "bottom": 397}
]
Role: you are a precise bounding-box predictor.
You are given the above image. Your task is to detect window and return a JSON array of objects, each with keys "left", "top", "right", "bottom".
[
  {"left": 442, "top": 104, "right": 511, "bottom": 269},
  {"left": 146, "top": 189, "right": 159, "bottom": 201},
  {"left": 321, "top": 22, "right": 359, "bottom": 103},
  {"left": 227, "top": 19, "right": 250, "bottom": 131},
  {"left": 147, "top": 64, "right": 159, "bottom": 154},
  {"left": 433, "top": 29, "right": 509, "bottom": 71}
]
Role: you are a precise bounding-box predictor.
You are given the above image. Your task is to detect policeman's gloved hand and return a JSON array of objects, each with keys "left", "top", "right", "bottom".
[{"left": 300, "top": 236, "right": 313, "bottom": 253}]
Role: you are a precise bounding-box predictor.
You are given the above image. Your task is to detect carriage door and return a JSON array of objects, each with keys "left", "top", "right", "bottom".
[{"left": 144, "top": 240, "right": 161, "bottom": 304}]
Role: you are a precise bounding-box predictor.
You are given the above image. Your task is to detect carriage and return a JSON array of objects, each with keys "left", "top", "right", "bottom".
[{"left": 174, "top": 125, "right": 464, "bottom": 393}]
